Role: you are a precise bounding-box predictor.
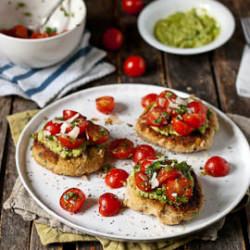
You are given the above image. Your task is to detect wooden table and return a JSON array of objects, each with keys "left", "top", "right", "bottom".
[{"left": 0, "top": 0, "right": 250, "bottom": 249}]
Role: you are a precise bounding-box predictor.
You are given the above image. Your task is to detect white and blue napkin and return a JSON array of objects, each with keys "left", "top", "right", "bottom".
[{"left": 0, "top": 32, "right": 115, "bottom": 107}]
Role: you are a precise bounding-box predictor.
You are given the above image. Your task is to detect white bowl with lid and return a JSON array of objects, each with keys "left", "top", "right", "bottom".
[{"left": 0, "top": 0, "right": 86, "bottom": 68}]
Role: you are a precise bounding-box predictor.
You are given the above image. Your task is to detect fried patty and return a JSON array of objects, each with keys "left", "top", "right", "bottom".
[
  {"left": 32, "top": 140, "right": 105, "bottom": 176},
  {"left": 135, "top": 109, "right": 219, "bottom": 153},
  {"left": 124, "top": 172, "right": 203, "bottom": 225}
]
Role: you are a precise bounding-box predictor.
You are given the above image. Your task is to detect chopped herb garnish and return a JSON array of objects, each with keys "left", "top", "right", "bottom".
[
  {"left": 176, "top": 104, "right": 188, "bottom": 114},
  {"left": 16, "top": 2, "right": 26, "bottom": 9},
  {"left": 23, "top": 12, "right": 32, "bottom": 17},
  {"left": 45, "top": 27, "right": 57, "bottom": 35}
]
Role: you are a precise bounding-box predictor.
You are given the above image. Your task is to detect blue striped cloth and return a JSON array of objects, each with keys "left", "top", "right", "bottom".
[{"left": 0, "top": 32, "right": 115, "bottom": 107}]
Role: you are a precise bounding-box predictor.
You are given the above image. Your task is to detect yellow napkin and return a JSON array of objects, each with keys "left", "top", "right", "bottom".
[{"left": 5, "top": 110, "right": 249, "bottom": 249}]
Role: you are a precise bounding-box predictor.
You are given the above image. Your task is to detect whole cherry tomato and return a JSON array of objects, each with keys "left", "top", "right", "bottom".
[
  {"left": 123, "top": 55, "right": 146, "bottom": 77},
  {"left": 60, "top": 188, "right": 86, "bottom": 213},
  {"left": 98, "top": 193, "right": 122, "bottom": 216},
  {"left": 122, "top": 0, "right": 144, "bottom": 15},
  {"left": 86, "top": 123, "right": 109, "bottom": 144},
  {"left": 165, "top": 177, "right": 193, "bottom": 203},
  {"left": 109, "top": 138, "right": 134, "bottom": 159},
  {"left": 96, "top": 96, "right": 115, "bottom": 115},
  {"left": 141, "top": 93, "right": 158, "bottom": 108},
  {"left": 44, "top": 121, "right": 61, "bottom": 135},
  {"left": 105, "top": 168, "right": 129, "bottom": 188},
  {"left": 172, "top": 117, "right": 194, "bottom": 136},
  {"left": 133, "top": 144, "right": 156, "bottom": 163},
  {"left": 145, "top": 107, "right": 170, "bottom": 127},
  {"left": 157, "top": 168, "right": 181, "bottom": 185},
  {"left": 102, "top": 28, "right": 123, "bottom": 51},
  {"left": 204, "top": 156, "right": 230, "bottom": 177},
  {"left": 134, "top": 171, "right": 152, "bottom": 192},
  {"left": 57, "top": 135, "right": 85, "bottom": 149}
]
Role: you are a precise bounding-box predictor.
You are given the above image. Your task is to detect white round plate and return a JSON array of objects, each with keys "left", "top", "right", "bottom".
[
  {"left": 138, "top": 0, "right": 235, "bottom": 55},
  {"left": 16, "top": 84, "right": 250, "bottom": 241}
]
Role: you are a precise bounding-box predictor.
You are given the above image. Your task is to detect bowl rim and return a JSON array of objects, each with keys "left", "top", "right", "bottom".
[
  {"left": 0, "top": 0, "right": 87, "bottom": 43},
  {"left": 137, "top": 0, "right": 236, "bottom": 55}
]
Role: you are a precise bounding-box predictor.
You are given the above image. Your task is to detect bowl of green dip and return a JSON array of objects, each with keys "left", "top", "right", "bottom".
[{"left": 138, "top": 0, "right": 235, "bottom": 55}]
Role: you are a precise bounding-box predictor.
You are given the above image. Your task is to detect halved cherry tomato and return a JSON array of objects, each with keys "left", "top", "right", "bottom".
[
  {"left": 109, "top": 138, "right": 134, "bottom": 159},
  {"left": 57, "top": 135, "right": 85, "bottom": 149},
  {"left": 86, "top": 123, "right": 109, "bottom": 144},
  {"left": 98, "top": 193, "right": 122, "bottom": 216},
  {"left": 96, "top": 96, "right": 115, "bottom": 115},
  {"left": 141, "top": 93, "right": 158, "bottom": 108},
  {"left": 139, "top": 157, "right": 156, "bottom": 172},
  {"left": 187, "top": 101, "right": 207, "bottom": 114},
  {"left": 172, "top": 117, "right": 194, "bottom": 136},
  {"left": 103, "top": 28, "right": 123, "bottom": 51},
  {"left": 156, "top": 90, "right": 177, "bottom": 109},
  {"left": 145, "top": 107, "right": 170, "bottom": 127},
  {"left": 44, "top": 121, "right": 61, "bottom": 135},
  {"left": 165, "top": 177, "right": 193, "bottom": 203},
  {"left": 105, "top": 168, "right": 129, "bottom": 188},
  {"left": 204, "top": 156, "right": 230, "bottom": 177},
  {"left": 14, "top": 25, "right": 28, "bottom": 38},
  {"left": 183, "top": 113, "right": 206, "bottom": 129},
  {"left": 157, "top": 168, "right": 181, "bottom": 185},
  {"left": 76, "top": 117, "right": 89, "bottom": 134},
  {"left": 133, "top": 144, "right": 156, "bottom": 163},
  {"left": 122, "top": 0, "right": 144, "bottom": 15},
  {"left": 59, "top": 188, "right": 86, "bottom": 213},
  {"left": 123, "top": 55, "right": 146, "bottom": 77},
  {"left": 135, "top": 171, "right": 152, "bottom": 192},
  {"left": 63, "top": 110, "right": 78, "bottom": 120}
]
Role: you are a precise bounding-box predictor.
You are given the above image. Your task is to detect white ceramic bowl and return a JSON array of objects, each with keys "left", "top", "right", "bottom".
[
  {"left": 138, "top": 0, "right": 235, "bottom": 55},
  {"left": 0, "top": 0, "right": 86, "bottom": 68}
]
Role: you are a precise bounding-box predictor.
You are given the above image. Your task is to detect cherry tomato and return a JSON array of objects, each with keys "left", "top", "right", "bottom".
[
  {"left": 14, "top": 25, "right": 28, "bottom": 38},
  {"left": 139, "top": 157, "right": 156, "bottom": 172},
  {"left": 122, "top": 0, "right": 144, "bottom": 15},
  {"left": 172, "top": 117, "right": 194, "bottom": 136},
  {"left": 183, "top": 113, "right": 206, "bottom": 129},
  {"left": 96, "top": 96, "right": 115, "bottom": 115},
  {"left": 134, "top": 171, "right": 152, "bottom": 192},
  {"left": 133, "top": 144, "right": 156, "bottom": 163},
  {"left": 102, "top": 28, "right": 123, "bottom": 51},
  {"left": 145, "top": 107, "right": 170, "bottom": 127},
  {"left": 123, "top": 55, "right": 146, "bottom": 77},
  {"left": 141, "top": 93, "right": 158, "bottom": 108},
  {"left": 156, "top": 90, "right": 177, "bottom": 109},
  {"left": 59, "top": 188, "right": 86, "bottom": 213},
  {"left": 63, "top": 110, "right": 78, "bottom": 120},
  {"left": 109, "top": 138, "right": 134, "bottom": 159},
  {"left": 187, "top": 101, "right": 207, "bottom": 114},
  {"left": 105, "top": 168, "right": 129, "bottom": 188},
  {"left": 44, "top": 121, "right": 61, "bottom": 135},
  {"left": 86, "top": 123, "right": 109, "bottom": 144},
  {"left": 98, "top": 193, "right": 122, "bottom": 216},
  {"left": 157, "top": 168, "right": 181, "bottom": 185},
  {"left": 165, "top": 177, "right": 193, "bottom": 203},
  {"left": 77, "top": 117, "right": 89, "bottom": 134},
  {"left": 204, "top": 156, "right": 230, "bottom": 177},
  {"left": 57, "top": 135, "right": 85, "bottom": 149}
]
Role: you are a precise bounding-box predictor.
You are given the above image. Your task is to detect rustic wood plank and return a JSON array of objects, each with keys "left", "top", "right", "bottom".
[{"left": 0, "top": 98, "right": 36, "bottom": 250}]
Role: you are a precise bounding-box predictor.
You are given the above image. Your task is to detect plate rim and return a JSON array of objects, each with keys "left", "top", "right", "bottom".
[
  {"left": 15, "top": 83, "right": 250, "bottom": 241},
  {"left": 137, "top": 0, "right": 236, "bottom": 55}
]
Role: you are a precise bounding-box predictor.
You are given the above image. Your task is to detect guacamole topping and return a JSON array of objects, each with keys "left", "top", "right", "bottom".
[
  {"left": 154, "top": 8, "right": 220, "bottom": 48},
  {"left": 37, "top": 130, "right": 86, "bottom": 158}
]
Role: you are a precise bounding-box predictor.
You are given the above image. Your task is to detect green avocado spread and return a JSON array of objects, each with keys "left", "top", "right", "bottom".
[
  {"left": 37, "top": 130, "right": 86, "bottom": 158},
  {"left": 154, "top": 8, "right": 220, "bottom": 48}
]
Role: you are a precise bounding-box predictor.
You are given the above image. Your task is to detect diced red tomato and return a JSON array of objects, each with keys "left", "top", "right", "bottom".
[
  {"left": 145, "top": 107, "right": 169, "bottom": 127},
  {"left": 141, "top": 93, "right": 158, "bottom": 108},
  {"left": 96, "top": 96, "right": 115, "bottom": 115},
  {"left": 44, "top": 121, "right": 61, "bottom": 135},
  {"left": 98, "top": 193, "right": 122, "bottom": 216},
  {"left": 59, "top": 188, "right": 86, "bottom": 213},
  {"left": 156, "top": 90, "right": 177, "bottom": 109},
  {"left": 109, "top": 138, "right": 134, "bottom": 159},
  {"left": 86, "top": 123, "right": 109, "bottom": 144},
  {"left": 57, "top": 135, "right": 85, "bottom": 149},
  {"left": 172, "top": 117, "right": 194, "bottom": 136},
  {"left": 105, "top": 168, "right": 129, "bottom": 188},
  {"left": 183, "top": 113, "right": 206, "bottom": 129},
  {"left": 134, "top": 171, "right": 152, "bottom": 192},
  {"left": 14, "top": 25, "right": 28, "bottom": 38},
  {"left": 157, "top": 168, "right": 181, "bottom": 185}
]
